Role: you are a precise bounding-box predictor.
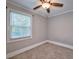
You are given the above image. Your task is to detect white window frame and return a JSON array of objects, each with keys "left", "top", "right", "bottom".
[{"left": 7, "top": 8, "right": 32, "bottom": 43}]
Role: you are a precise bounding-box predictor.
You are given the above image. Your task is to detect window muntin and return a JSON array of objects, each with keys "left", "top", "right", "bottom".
[{"left": 10, "top": 11, "right": 32, "bottom": 39}]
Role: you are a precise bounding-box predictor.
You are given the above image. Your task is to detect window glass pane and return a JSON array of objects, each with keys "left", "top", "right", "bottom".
[
  {"left": 10, "top": 12, "right": 31, "bottom": 27},
  {"left": 10, "top": 11, "right": 32, "bottom": 39}
]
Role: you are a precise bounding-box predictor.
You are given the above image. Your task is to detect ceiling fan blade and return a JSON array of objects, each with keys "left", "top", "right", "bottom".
[
  {"left": 51, "top": 3, "right": 63, "bottom": 7},
  {"left": 33, "top": 5, "right": 42, "bottom": 10},
  {"left": 46, "top": 8, "right": 50, "bottom": 13}
]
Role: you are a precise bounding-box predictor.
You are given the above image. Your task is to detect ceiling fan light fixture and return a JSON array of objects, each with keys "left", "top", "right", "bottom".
[
  {"left": 33, "top": 0, "right": 63, "bottom": 13},
  {"left": 42, "top": 3, "right": 50, "bottom": 9}
]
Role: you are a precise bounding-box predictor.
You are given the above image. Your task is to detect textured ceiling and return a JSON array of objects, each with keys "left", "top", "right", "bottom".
[{"left": 7, "top": 0, "right": 73, "bottom": 18}]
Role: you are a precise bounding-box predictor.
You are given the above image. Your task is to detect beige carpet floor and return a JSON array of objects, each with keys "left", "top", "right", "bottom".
[{"left": 9, "top": 43, "right": 73, "bottom": 59}]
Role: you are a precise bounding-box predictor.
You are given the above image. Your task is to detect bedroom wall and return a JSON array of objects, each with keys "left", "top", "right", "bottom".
[
  {"left": 7, "top": 1, "right": 73, "bottom": 54},
  {"left": 6, "top": 2, "right": 48, "bottom": 53},
  {"left": 48, "top": 11, "right": 73, "bottom": 46}
]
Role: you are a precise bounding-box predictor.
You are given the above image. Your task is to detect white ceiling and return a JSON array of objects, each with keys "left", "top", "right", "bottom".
[{"left": 7, "top": 0, "right": 73, "bottom": 18}]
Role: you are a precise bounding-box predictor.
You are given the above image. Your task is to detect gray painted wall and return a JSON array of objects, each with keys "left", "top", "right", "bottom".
[
  {"left": 6, "top": 3, "right": 48, "bottom": 53},
  {"left": 48, "top": 12, "right": 73, "bottom": 46},
  {"left": 6, "top": 2, "right": 73, "bottom": 54}
]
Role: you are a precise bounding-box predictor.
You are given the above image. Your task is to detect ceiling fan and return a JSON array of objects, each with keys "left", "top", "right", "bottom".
[{"left": 33, "top": 0, "right": 63, "bottom": 13}]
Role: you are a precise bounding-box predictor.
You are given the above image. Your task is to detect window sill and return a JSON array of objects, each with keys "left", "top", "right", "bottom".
[{"left": 7, "top": 36, "right": 32, "bottom": 43}]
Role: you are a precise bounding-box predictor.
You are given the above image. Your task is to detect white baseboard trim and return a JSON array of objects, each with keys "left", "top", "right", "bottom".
[
  {"left": 7, "top": 40, "right": 73, "bottom": 59},
  {"left": 47, "top": 40, "right": 73, "bottom": 50},
  {"left": 7, "top": 40, "right": 48, "bottom": 59}
]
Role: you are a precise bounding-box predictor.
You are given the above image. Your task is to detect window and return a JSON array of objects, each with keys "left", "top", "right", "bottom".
[{"left": 10, "top": 11, "right": 32, "bottom": 39}]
